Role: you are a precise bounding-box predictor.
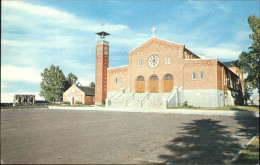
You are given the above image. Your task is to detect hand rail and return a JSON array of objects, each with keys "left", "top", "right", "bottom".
[
  {"left": 166, "top": 87, "right": 176, "bottom": 101},
  {"left": 126, "top": 87, "right": 141, "bottom": 107},
  {"left": 166, "top": 87, "right": 177, "bottom": 107},
  {"left": 140, "top": 87, "right": 155, "bottom": 107},
  {"left": 109, "top": 90, "right": 122, "bottom": 103}
]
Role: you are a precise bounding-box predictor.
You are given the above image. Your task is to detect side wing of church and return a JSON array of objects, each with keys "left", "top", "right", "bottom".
[{"left": 106, "top": 37, "right": 243, "bottom": 107}]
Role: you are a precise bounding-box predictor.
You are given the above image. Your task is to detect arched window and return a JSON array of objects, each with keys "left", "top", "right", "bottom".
[
  {"left": 150, "top": 75, "right": 158, "bottom": 81},
  {"left": 137, "top": 76, "right": 144, "bottom": 81},
  {"left": 164, "top": 74, "right": 173, "bottom": 80}
]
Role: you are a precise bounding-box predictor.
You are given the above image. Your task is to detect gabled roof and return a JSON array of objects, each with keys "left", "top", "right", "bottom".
[
  {"left": 128, "top": 37, "right": 184, "bottom": 54},
  {"left": 78, "top": 86, "right": 95, "bottom": 96}
]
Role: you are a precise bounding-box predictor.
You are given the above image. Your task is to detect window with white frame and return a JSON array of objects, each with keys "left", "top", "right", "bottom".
[
  {"left": 200, "top": 72, "right": 204, "bottom": 80},
  {"left": 185, "top": 52, "right": 188, "bottom": 59},
  {"left": 192, "top": 72, "right": 196, "bottom": 80},
  {"left": 165, "top": 56, "right": 171, "bottom": 64},
  {"left": 138, "top": 59, "right": 143, "bottom": 67},
  {"left": 120, "top": 77, "right": 122, "bottom": 83}
]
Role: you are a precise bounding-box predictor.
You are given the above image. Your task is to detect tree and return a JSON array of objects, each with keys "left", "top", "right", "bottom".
[
  {"left": 89, "top": 82, "right": 95, "bottom": 87},
  {"left": 238, "top": 15, "right": 260, "bottom": 93},
  {"left": 243, "top": 82, "right": 253, "bottom": 105},
  {"left": 64, "top": 73, "right": 80, "bottom": 91},
  {"left": 40, "top": 65, "right": 66, "bottom": 103}
]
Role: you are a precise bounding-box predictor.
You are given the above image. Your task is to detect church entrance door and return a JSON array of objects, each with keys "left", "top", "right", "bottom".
[
  {"left": 72, "top": 96, "right": 75, "bottom": 105},
  {"left": 150, "top": 75, "right": 158, "bottom": 92},
  {"left": 136, "top": 76, "right": 145, "bottom": 93},
  {"left": 164, "top": 74, "right": 173, "bottom": 92}
]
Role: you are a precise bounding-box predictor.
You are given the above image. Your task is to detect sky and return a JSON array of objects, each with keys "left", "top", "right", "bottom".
[{"left": 1, "top": 0, "right": 259, "bottom": 102}]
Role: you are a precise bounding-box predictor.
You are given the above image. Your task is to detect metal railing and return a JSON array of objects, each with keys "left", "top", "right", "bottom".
[
  {"left": 109, "top": 90, "right": 122, "bottom": 104},
  {"left": 140, "top": 87, "right": 155, "bottom": 107},
  {"left": 126, "top": 87, "right": 141, "bottom": 107}
]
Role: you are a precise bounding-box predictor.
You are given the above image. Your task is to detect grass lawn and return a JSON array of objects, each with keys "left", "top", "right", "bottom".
[
  {"left": 56, "top": 105, "right": 93, "bottom": 107},
  {"left": 1, "top": 105, "right": 49, "bottom": 110},
  {"left": 54, "top": 104, "right": 106, "bottom": 107},
  {"left": 233, "top": 136, "right": 259, "bottom": 164},
  {"left": 168, "top": 105, "right": 259, "bottom": 112}
]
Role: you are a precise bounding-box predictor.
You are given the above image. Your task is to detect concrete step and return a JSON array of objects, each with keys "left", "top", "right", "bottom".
[
  {"left": 110, "top": 93, "right": 133, "bottom": 107},
  {"left": 142, "top": 93, "right": 169, "bottom": 109},
  {"left": 109, "top": 92, "right": 170, "bottom": 108}
]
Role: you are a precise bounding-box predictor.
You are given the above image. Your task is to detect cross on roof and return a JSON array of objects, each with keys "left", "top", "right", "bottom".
[{"left": 151, "top": 27, "right": 156, "bottom": 37}]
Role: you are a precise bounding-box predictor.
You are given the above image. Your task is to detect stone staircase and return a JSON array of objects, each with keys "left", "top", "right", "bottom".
[
  {"left": 141, "top": 93, "right": 170, "bottom": 108},
  {"left": 109, "top": 92, "right": 169, "bottom": 108},
  {"left": 126, "top": 93, "right": 147, "bottom": 108},
  {"left": 107, "top": 87, "right": 182, "bottom": 108},
  {"left": 109, "top": 93, "right": 133, "bottom": 107}
]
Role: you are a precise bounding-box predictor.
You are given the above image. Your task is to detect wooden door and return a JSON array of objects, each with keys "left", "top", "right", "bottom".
[
  {"left": 149, "top": 75, "right": 158, "bottom": 92},
  {"left": 136, "top": 76, "right": 145, "bottom": 93},
  {"left": 164, "top": 74, "right": 173, "bottom": 92},
  {"left": 72, "top": 97, "right": 74, "bottom": 105}
]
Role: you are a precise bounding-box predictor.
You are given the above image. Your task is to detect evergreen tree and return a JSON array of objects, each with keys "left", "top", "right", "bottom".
[{"left": 89, "top": 82, "right": 95, "bottom": 87}]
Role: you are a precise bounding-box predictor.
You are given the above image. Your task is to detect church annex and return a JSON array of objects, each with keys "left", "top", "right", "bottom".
[{"left": 95, "top": 30, "right": 243, "bottom": 108}]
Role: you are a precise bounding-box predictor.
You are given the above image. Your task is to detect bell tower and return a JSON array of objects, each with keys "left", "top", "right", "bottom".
[{"left": 95, "top": 31, "right": 110, "bottom": 105}]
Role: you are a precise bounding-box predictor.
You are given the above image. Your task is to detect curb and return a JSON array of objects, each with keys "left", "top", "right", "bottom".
[
  {"left": 230, "top": 133, "right": 259, "bottom": 164},
  {"left": 1, "top": 108, "right": 48, "bottom": 111},
  {"left": 48, "top": 106, "right": 259, "bottom": 117}
]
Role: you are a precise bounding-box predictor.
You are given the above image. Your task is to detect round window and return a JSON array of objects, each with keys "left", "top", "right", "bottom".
[{"left": 148, "top": 55, "right": 159, "bottom": 68}]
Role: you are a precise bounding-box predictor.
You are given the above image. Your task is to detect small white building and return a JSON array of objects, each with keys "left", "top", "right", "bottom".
[{"left": 63, "top": 84, "right": 95, "bottom": 105}]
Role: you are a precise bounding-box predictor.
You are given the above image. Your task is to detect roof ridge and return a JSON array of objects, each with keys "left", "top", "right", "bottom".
[{"left": 128, "top": 37, "right": 184, "bottom": 53}]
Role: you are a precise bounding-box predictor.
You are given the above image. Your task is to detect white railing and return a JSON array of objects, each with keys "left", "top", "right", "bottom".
[{"left": 166, "top": 86, "right": 178, "bottom": 107}]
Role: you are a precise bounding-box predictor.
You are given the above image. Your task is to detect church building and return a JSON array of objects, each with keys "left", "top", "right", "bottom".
[{"left": 95, "top": 28, "right": 243, "bottom": 108}]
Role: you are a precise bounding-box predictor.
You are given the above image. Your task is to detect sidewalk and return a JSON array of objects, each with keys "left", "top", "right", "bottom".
[{"left": 48, "top": 106, "right": 259, "bottom": 117}]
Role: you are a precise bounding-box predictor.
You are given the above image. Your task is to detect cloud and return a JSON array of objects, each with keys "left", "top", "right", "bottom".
[
  {"left": 1, "top": 81, "right": 8, "bottom": 89},
  {"left": 2, "top": 65, "right": 42, "bottom": 83},
  {"left": 2, "top": 1, "right": 128, "bottom": 34},
  {"left": 195, "top": 46, "right": 241, "bottom": 60}
]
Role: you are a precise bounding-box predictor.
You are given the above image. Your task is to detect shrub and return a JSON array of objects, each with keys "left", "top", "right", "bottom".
[
  {"left": 62, "top": 101, "right": 70, "bottom": 105},
  {"left": 183, "top": 101, "right": 188, "bottom": 106},
  {"left": 75, "top": 101, "right": 83, "bottom": 105}
]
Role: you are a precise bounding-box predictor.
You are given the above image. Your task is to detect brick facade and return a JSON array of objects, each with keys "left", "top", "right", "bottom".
[
  {"left": 63, "top": 84, "right": 95, "bottom": 105},
  {"left": 85, "top": 96, "right": 94, "bottom": 105},
  {"left": 95, "top": 40, "right": 109, "bottom": 105},
  {"left": 106, "top": 37, "right": 243, "bottom": 106}
]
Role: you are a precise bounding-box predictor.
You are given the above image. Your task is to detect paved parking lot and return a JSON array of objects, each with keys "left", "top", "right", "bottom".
[{"left": 1, "top": 109, "right": 259, "bottom": 164}]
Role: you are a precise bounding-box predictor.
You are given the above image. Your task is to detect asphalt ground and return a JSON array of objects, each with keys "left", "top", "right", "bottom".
[{"left": 1, "top": 109, "right": 259, "bottom": 164}]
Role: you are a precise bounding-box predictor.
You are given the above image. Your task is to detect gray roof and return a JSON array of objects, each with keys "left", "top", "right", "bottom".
[{"left": 77, "top": 86, "right": 95, "bottom": 96}]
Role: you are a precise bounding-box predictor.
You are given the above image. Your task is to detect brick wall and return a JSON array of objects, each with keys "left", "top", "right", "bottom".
[
  {"left": 85, "top": 96, "right": 94, "bottom": 105},
  {"left": 183, "top": 59, "right": 218, "bottom": 90},
  {"left": 95, "top": 40, "right": 109, "bottom": 104},
  {"left": 106, "top": 37, "right": 243, "bottom": 98},
  {"left": 63, "top": 85, "right": 85, "bottom": 105},
  {"left": 107, "top": 66, "right": 129, "bottom": 92},
  {"left": 128, "top": 37, "right": 185, "bottom": 92}
]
